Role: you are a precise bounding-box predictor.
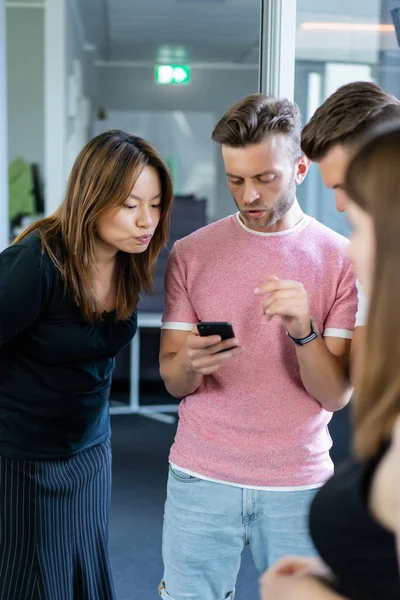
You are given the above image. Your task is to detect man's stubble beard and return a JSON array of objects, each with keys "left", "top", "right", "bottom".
[{"left": 234, "top": 177, "right": 297, "bottom": 229}]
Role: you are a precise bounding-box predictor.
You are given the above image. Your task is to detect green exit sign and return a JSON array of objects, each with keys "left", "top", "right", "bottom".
[{"left": 155, "top": 64, "right": 191, "bottom": 85}]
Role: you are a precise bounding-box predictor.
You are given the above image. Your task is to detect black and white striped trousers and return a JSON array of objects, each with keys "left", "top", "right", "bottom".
[{"left": 0, "top": 440, "right": 115, "bottom": 600}]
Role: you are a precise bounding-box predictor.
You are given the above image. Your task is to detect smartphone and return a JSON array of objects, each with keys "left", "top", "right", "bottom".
[{"left": 197, "top": 322, "right": 235, "bottom": 346}]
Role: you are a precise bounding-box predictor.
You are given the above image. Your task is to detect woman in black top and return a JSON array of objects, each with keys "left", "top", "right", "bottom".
[
  {"left": 0, "top": 130, "right": 173, "bottom": 599},
  {"left": 260, "top": 125, "right": 400, "bottom": 599}
]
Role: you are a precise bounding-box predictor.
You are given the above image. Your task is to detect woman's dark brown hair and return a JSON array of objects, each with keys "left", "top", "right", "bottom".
[
  {"left": 345, "top": 124, "right": 400, "bottom": 459},
  {"left": 15, "top": 130, "right": 173, "bottom": 322}
]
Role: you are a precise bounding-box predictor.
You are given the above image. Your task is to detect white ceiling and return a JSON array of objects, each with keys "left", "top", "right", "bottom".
[
  {"left": 76, "top": 0, "right": 399, "bottom": 65},
  {"left": 106, "top": 0, "right": 260, "bottom": 64}
]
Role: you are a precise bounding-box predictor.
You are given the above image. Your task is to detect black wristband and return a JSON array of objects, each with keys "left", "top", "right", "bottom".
[{"left": 286, "top": 321, "right": 318, "bottom": 346}]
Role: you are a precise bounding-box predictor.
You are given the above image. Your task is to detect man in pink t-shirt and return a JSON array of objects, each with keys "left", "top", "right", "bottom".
[{"left": 157, "top": 94, "right": 357, "bottom": 600}]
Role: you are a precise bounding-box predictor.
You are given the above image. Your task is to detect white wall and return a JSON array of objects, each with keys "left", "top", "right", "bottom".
[
  {"left": 6, "top": 6, "right": 44, "bottom": 169},
  {"left": 65, "top": 0, "right": 96, "bottom": 141},
  {"left": 44, "top": 0, "right": 97, "bottom": 215},
  {"left": 6, "top": 1, "right": 97, "bottom": 217},
  {"left": 96, "top": 65, "right": 259, "bottom": 220}
]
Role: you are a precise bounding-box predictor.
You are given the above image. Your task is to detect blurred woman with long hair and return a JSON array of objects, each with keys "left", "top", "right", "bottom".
[{"left": 260, "top": 124, "right": 400, "bottom": 599}]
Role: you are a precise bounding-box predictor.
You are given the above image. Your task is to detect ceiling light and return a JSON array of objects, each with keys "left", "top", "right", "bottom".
[
  {"left": 301, "top": 22, "right": 395, "bottom": 33},
  {"left": 176, "top": 0, "right": 227, "bottom": 3}
]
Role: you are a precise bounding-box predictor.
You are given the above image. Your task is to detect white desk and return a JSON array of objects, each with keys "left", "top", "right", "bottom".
[{"left": 110, "top": 312, "right": 179, "bottom": 424}]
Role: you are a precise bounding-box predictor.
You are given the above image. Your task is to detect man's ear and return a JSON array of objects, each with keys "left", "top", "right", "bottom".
[{"left": 295, "top": 155, "right": 311, "bottom": 185}]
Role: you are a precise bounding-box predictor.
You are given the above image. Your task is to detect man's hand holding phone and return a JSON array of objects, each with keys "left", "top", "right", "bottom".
[{"left": 184, "top": 322, "right": 242, "bottom": 376}]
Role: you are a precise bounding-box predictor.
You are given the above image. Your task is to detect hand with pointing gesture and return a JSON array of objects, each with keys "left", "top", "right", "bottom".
[{"left": 255, "top": 275, "right": 312, "bottom": 339}]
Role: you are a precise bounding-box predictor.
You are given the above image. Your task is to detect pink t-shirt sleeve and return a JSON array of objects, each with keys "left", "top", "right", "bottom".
[
  {"left": 323, "top": 259, "right": 357, "bottom": 337},
  {"left": 162, "top": 243, "right": 198, "bottom": 326}
]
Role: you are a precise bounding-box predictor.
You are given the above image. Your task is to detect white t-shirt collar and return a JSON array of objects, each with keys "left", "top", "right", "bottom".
[{"left": 235, "top": 211, "right": 310, "bottom": 237}]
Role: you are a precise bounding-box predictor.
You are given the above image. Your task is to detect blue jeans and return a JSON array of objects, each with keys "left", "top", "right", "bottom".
[{"left": 159, "top": 466, "right": 318, "bottom": 600}]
